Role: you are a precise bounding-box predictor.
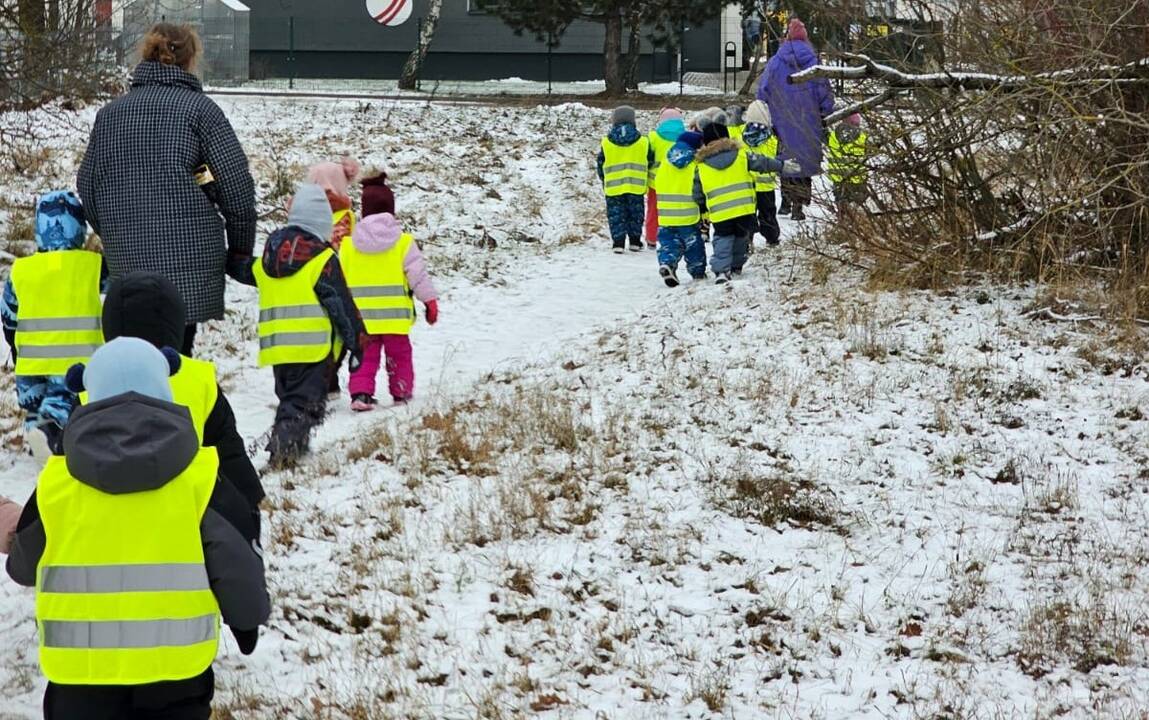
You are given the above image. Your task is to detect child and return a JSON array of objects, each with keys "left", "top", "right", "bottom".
[
  {"left": 827, "top": 113, "right": 869, "bottom": 216},
  {"left": 342, "top": 174, "right": 440, "bottom": 411},
  {"left": 597, "top": 105, "right": 653, "bottom": 253},
  {"left": 0, "top": 496, "right": 18, "bottom": 554},
  {"left": 653, "top": 130, "right": 707, "bottom": 287},
  {"left": 306, "top": 156, "right": 361, "bottom": 249},
  {"left": 742, "top": 100, "right": 782, "bottom": 247},
  {"left": 1, "top": 191, "right": 102, "bottom": 456},
  {"left": 231, "top": 183, "right": 366, "bottom": 469},
  {"left": 726, "top": 104, "right": 747, "bottom": 142},
  {"left": 645, "top": 107, "right": 685, "bottom": 247},
  {"left": 6, "top": 337, "right": 269, "bottom": 719},
  {"left": 693, "top": 120, "right": 798, "bottom": 284}
]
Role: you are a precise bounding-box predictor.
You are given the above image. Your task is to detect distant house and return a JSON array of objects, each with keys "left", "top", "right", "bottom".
[{"left": 240, "top": 0, "right": 732, "bottom": 82}]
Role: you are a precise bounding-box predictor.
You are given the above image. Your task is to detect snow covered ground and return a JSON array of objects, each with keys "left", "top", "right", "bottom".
[
  {"left": 2, "top": 98, "right": 1149, "bottom": 719},
  {"left": 220, "top": 77, "right": 730, "bottom": 98}
]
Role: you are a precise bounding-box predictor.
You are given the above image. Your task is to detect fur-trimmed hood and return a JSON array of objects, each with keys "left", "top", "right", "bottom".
[{"left": 695, "top": 138, "right": 742, "bottom": 170}]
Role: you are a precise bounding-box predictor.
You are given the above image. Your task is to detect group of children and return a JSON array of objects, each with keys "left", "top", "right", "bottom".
[{"left": 598, "top": 102, "right": 868, "bottom": 286}]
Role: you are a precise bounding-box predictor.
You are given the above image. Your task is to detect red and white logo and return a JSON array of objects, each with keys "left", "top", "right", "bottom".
[{"left": 366, "top": 0, "right": 413, "bottom": 26}]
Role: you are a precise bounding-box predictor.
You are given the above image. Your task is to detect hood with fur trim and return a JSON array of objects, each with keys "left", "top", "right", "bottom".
[{"left": 695, "top": 138, "right": 742, "bottom": 170}]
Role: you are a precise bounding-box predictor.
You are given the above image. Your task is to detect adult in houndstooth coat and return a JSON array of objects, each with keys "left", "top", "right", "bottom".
[{"left": 78, "top": 24, "right": 256, "bottom": 354}]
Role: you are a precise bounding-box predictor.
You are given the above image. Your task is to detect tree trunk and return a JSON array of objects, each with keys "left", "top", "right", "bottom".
[
  {"left": 398, "top": 0, "right": 443, "bottom": 91},
  {"left": 739, "top": 32, "right": 765, "bottom": 97},
  {"left": 623, "top": 9, "right": 642, "bottom": 91},
  {"left": 603, "top": 10, "right": 624, "bottom": 96}
]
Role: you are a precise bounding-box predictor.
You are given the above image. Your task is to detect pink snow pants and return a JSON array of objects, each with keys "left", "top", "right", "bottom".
[{"left": 349, "top": 334, "right": 414, "bottom": 401}]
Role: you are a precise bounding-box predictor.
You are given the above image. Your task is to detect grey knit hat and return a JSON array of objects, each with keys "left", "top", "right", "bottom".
[
  {"left": 288, "top": 183, "right": 335, "bottom": 242},
  {"left": 611, "top": 105, "right": 637, "bottom": 126}
]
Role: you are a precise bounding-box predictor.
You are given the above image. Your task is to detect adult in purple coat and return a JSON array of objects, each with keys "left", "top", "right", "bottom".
[{"left": 757, "top": 19, "right": 834, "bottom": 220}]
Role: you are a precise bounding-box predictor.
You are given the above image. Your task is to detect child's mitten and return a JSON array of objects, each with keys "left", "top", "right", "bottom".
[{"left": 425, "top": 300, "right": 439, "bottom": 325}]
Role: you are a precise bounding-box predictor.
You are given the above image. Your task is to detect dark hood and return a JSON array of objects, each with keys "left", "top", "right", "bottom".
[
  {"left": 64, "top": 392, "right": 200, "bottom": 495},
  {"left": 607, "top": 123, "right": 642, "bottom": 146},
  {"left": 130, "top": 61, "right": 203, "bottom": 92},
  {"left": 696, "top": 138, "right": 741, "bottom": 170},
  {"left": 103, "top": 272, "right": 187, "bottom": 349},
  {"left": 261, "top": 227, "right": 332, "bottom": 279}
]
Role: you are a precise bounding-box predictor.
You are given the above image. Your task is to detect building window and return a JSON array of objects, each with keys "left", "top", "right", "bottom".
[{"left": 468, "top": 0, "right": 500, "bottom": 14}]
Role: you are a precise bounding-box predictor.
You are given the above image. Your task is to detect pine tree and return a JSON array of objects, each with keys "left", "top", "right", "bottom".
[{"left": 490, "top": 0, "right": 738, "bottom": 96}]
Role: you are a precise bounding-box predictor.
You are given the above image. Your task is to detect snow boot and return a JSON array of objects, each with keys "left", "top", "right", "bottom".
[
  {"left": 779, "top": 197, "right": 792, "bottom": 216},
  {"left": 715, "top": 272, "right": 732, "bottom": 285},
  {"left": 791, "top": 203, "right": 806, "bottom": 221},
  {"left": 351, "top": 393, "right": 378, "bottom": 412},
  {"left": 659, "top": 265, "right": 680, "bottom": 288},
  {"left": 629, "top": 242, "right": 643, "bottom": 253},
  {"left": 612, "top": 246, "right": 625, "bottom": 255}
]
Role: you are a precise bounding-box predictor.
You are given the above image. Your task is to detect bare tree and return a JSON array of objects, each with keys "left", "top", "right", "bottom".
[{"left": 398, "top": 0, "right": 443, "bottom": 91}]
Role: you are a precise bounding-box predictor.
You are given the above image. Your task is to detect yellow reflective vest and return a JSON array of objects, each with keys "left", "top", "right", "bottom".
[
  {"left": 10, "top": 250, "right": 103, "bottom": 377},
  {"left": 332, "top": 209, "right": 355, "bottom": 247},
  {"left": 80, "top": 356, "right": 217, "bottom": 444},
  {"left": 601, "top": 136, "right": 650, "bottom": 197},
  {"left": 648, "top": 130, "right": 676, "bottom": 183},
  {"left": 828, "top": 130, "right": 868, "bottom": 185},
  {"left": 653, "top": 160, "right": 701, "bottom": 228},
  {"left": 728, "top": 124, "right": 746, "bottom": 143},
  {"left": 697, "top": 149, "right": 758, "bottom": 224},
  {"left": 35, "top": 448, "right": 221, "bottom": 685},
  {"left": 745, "top": 135, "right": 780, "bottom": 193},
  {"left": 339, "top": 235, "right": 416, "bottom": 336},
  {"left": 253, "top": 249, "right": 341, "bottom": 367}
]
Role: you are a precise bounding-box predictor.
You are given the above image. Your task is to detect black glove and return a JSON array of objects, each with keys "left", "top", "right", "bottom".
[
  {"left": 348, "top": 349, "right": 364, "bottom": 373},
  {"left": 231, "top": 626, "right": 259, "bottom": 655}
]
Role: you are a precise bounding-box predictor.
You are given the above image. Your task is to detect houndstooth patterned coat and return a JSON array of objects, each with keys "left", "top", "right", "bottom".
[{"left": 77, "top": 62, "right": 256, "bottom": 323}]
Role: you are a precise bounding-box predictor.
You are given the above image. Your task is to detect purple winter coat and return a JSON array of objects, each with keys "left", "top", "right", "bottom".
[{"left": 758, "top": 40, "right": 835, "bottom": 178}]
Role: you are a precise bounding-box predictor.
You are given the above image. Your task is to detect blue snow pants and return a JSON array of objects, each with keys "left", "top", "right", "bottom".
[
  {"left": 657, "top": 225, "right": 707, "bottom": 278},
  {"left": 16, "top": 376, "right": 76, "bottom": 432},
  {"left": 605, "top": 193, "right": 645, "bottom": 249}
]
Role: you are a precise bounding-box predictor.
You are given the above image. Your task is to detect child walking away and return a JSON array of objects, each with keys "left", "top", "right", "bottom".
[
  {"left": 6, "top": 337, "right": 270, "bottom": 720},
  {"left": 1, "top": 191, "right": 102, "bottom": 457},
  {"left": 827, "top": 113, "right": 869, "bottom": 217},
  {"left": 742, "top": 100, "right": 782, "bottom": 247},
  {"left": 645, "top": 108, "right": 685, "bottom": 247},
  {"left": 231, "top": 183, "right": 366, "bottom": 470},
  {"left": 306, "top": 156, "right": 361, "bottom": 249},
  {"left": 654, "top": 130, "right": 707, "bottom": 287},
  {"left": 343, "top": 178, "right": 439, "bottom": 411},
  {"left": 597, "top": 105, "right": 653, "bottom": 253},
  {"left": 694, "top": 120, "right": 799, "bottom": 284}
]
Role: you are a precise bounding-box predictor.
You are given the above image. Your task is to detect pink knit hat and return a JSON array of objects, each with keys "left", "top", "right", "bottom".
[
  {"left": 658, "top": 107, "right": 684, "bottom": 123},
  {"left": 305, "top": 156, "right": 361, "bottom": 198},
  {"left": 787, "top": 18, "right": 808, "bottom": 42},
  {"left": 845, "top": 113, "right": 862, "bottom": 127}
]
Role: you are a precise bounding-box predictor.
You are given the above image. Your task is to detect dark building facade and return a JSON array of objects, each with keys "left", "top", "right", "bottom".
[{"left": 242, "top": 0, "right": 723, "bottom": 82}]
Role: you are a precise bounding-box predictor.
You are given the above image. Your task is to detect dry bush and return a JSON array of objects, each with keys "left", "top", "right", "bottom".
[
  {"left": 711, "top": 461, "right": 846, "bottom": 533},
  {"left": 815, "top": 0, "right": 1149, "bottom": 318},
  {"left": 1016, "top": 590, "right": 1135, "bottom": 677}
]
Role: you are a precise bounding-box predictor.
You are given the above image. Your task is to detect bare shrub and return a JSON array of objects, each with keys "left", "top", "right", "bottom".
[
  {"left": 711, "top": 461, "right": 846, "bottom": 533},
  {"left": 1016, "top": 591, "right": 1134, "bottom": 677}
]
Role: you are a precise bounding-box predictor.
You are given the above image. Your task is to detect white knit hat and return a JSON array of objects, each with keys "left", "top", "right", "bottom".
[{"left": 745, "top": 100, "right": 772, "bottom": 127}]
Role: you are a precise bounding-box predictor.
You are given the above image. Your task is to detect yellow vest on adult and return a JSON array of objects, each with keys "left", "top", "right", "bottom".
[
  {"left": 653, "top": 160, "right": 701, "bottom": 227},
  {"left": 79, "top": 356, "right": 217, "bottom": 444},
  {"left": 339, "top": 235, "right": 416, "bottom": 336},
  {"left": 35, "top": 448, "right": 221, "bottom": 685},
  {"left": 10, "top": 250, "right": 102, "bottom": 377},
  {"left": 828, "top": 130, "right": 868, "bottom": 185},
  {"left": 746, "top": 135, "right": 780, "bottom": 192},
  {"left": 697, "top": 149, "right": 758, "bottom": 224},
  {"left": 601, "top": 136, "right": 650, "bottom": 197},
  {"left": 253, "top": 249, "right": 341, "bottom": 367},
  {"left": 647, "top": 131, "right": 676, "bottom": 182}
]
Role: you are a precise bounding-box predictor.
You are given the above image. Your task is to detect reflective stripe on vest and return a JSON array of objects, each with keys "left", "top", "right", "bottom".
[
  {"left": 340, "top": 234, "right": 417, "bottom": 336},
  {"left": 828, "top": 131, "right": 868, "bottom": 185},
  {"left": 253, "top": 248, "right": 340, "bottom": 367},
  {"left": 601, "top": 136, "right": 650, "bottom": 197},
  {"left": 80, "top": 356, "right": 217, "bottom": 444},
  {"left": 698, "top": 150, "right": 758, "bottom": 224},
  {"left": 652, "top": 160, "right": 701, "bottom": 227},
  {"left": 747, "top": 135, "right": 780, "bottom": 192},
  {"left": 35, "top": 449, "right": 221, "bottom": 685},
  {"left": 10, "top": 250, "right": 103, "bottom": 377}
]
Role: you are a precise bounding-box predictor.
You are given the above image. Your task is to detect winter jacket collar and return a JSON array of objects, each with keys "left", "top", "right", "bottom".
[
  {"left": 742, "top": 124, "right": 773, "bottom": 148},
  {"left": 352, "top": 213, "right": 402, "bottom": 254},
  {"left": 607, "top": 123, "right": 642, "bottom": 146},
  {"left": 696, "top": 138, "right": 741, "bottom": 170},
  {"left": 64, "top": 392, "right": 199, "bottom": 495},
  {"left": 130, "top": 61, "right": 203, "bottom": 93},
  {"left": 261, "top": 227, "right": 332, "bottom": 279}
]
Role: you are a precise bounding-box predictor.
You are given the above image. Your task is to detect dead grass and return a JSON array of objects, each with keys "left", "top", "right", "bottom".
[
  {"left": 1016, "top": 591, "right": 1135, "bottom": 678},
  {"left": 711, "top": 462, "right": 847, "bottom": 533}
]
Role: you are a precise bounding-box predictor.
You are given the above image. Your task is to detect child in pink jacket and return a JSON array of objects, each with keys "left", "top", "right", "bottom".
[
  {"left": 341, "top": 168, "right": 439, "bottom": 410},
  {"left": 0, "top": 496, "right": 21, "bottom": 554}
]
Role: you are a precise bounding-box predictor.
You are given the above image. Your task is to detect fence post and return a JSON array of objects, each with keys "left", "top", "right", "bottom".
[
  {"left": 288, "top": 16, "right": 295, "bottom": 90},
  {"left": 546, "top": 32, "right": 554, "bottom": 95}
]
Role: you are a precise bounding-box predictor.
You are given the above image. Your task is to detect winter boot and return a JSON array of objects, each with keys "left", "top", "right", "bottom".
[
  {"left": 612, "top": 246, "right": 625, "bottom": 255},
  {"left": 779, "top": 197, "right": 792, "bottom": 216},
  {"left": 351, "top": 393, "right": 378, "bottom": 412},
  {"left": 791, "top": 203, "right": 806, "bottom": 221},
  {"left": 715, "top": 272, "right": 733, "bottom": 285},
  {"left": 659, "top": 265, "right": 680, "bottom": 288},
  {"left": 629, "top": 242, "right": 644, "bottom": 253}
]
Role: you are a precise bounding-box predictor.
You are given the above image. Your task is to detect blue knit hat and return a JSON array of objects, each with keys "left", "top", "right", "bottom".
[
  {"left": 69, "top": 337, "right": 181, "bottom": 403},
  {"left": 35, "top": 190, "right": 86, "bottom": 251},
  {"left": 677, "top": 131, "right": 705, "bottom": 151}
]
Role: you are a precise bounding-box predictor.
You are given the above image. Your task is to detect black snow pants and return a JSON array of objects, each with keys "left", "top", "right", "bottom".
[
  {"left": 44, "top": 668, "right": 214, "bottom": 720},
  {"left": 269, "top": 359, "right": 330, "bottom": 458}
]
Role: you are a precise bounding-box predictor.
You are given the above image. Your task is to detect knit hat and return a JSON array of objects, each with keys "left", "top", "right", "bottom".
[
  {"left": 288, "top": 183, "right": 335, "bottom": 242},
  {"left": 611, "top": 105, "right": 637, "bottom": 126},
  {"left": 788, "top": 18, "right": 809, "bottom": 42},
  {"left": 745, "top": 100, "right": 772, "bottom": 127},
  {"left": 676, "top": 131, "right": 704, "bottom": 151},
  {"left": 658, "top": 107, "right": 684, "bottom": 123},
  {"left": 35, "top": 190, "right": 86, "bottom": 252},
  {"left": 361, "top": 168, "right": 395, "bottom": 218},
  {"left": 75, "top": 337, "right": 180, "bottom": 404},
  {"left": 102, "top": 272, "right": 187, "bottom": 350},
  {"left": 306, "top": 157, "right": 360, "bottom": 199},
  {"left": 845, "top": 113, "right": 862, "bottom": 127},
  {"left": 726, "top": 105, "right": 746, "bottom": 126},
  {"left": 702, "top": 121, "right": 730, "bottom": 145}
]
